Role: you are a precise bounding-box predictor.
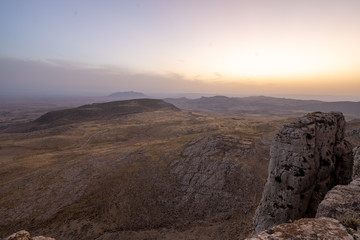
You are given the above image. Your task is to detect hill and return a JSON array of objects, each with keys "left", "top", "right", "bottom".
[
  {"left": 0, "top": 100, "right": 282, "bottom": 239},
  {"left": 106, "top": 91, "right": 148, "bottom": 100},
  {"left": 2, "top": 99, "right": 179, "bottom": 133},
  {"left": 165, "top": 96, "right": 360, "bottom": 118}
]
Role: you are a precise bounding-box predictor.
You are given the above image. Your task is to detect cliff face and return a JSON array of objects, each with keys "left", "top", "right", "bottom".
[
  {"left": 353, "top": 147, "right": 360, "bottom": 179},
  {"left": 254, "top": 112, "right": 353, "bottom": 233}
]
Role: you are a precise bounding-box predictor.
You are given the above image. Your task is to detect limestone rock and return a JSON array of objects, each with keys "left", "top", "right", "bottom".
[
  {"left": 316, "top": 178, "right": 360, "bottom": 220},
  {"left": 5, "top": 230, "right": 31, "bottom": 240},
  {"left": 246, "top": 217, "right": 353, "bottom": 240},
  {"left": 5, "top": 230, "right": 55, "bottom": 240},
  {"left": 32, "top": 237, "right": 55, "bottom": 240},
  {"left": 353, "top": 147, "right": 360, "bottom": 179},
  {"left": 254, "top": 112, "right": 353, "bottom": 233}
]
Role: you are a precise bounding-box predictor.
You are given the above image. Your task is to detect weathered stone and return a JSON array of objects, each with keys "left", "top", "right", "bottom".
[
  {"left": 5, "top": 230, "right": 55, "bottom": 240},
  {"left": 346, "top": 128, "right": 360, "bottom": 138},
  {"left": 32, "top": 237, "right": 56, "bottom": 240},
  {"left": 246, "top": 217, "right": 353, "bottom": 240},
  {"left": 316, "top": 178, "right": 360, "bottom": 220},
  {"left": 254, "top": 112, "right": 353, "bottom": 233},
  {"left": 170, "top": 135, "right": 257, "bottom": 217},
  {"left": 5, "top": 230, "right": 31, "bottom": 240},
  {"left": 352, "top": 147, "right": 360, "bottom": 179}
]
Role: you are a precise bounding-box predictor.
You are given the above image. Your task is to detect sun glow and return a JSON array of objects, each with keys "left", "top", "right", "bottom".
[{"left": 212, "top": 48, "right": 342, "bottom": 80}]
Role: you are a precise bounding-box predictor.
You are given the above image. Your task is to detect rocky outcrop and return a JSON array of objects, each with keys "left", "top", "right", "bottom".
[
  {"left": 353, "top": 147, "right": 360, "bottom": 179},
  {"left": 5, "top": 230, "right": 55, "bottom": 240},
  {"left": 346, "top": 128, "right": 360, "bottom": 138},
  {"left": 246, "top": 217, "right": 353, "bottom": 240},
  {"left": 316, "top": 178, "right": 360, "bottom": 220},
  {"left": 254, "top": 112, "right": 353, "bottom": 233},
  {"left": 170, "top": 135, "right": 259, "bottom": 217}
]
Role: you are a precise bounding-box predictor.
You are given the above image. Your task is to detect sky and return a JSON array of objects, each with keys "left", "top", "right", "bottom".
[{"left": 1, "top": 0, "right": 360, "bottom": 100}]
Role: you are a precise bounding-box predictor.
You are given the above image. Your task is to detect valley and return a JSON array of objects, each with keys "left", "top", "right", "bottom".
[
  {"left": 0, "top": 99, "right": 281, "bottom": 239},
  {"left": 1, "top": 97, "right": 359, "bottom": 239}
]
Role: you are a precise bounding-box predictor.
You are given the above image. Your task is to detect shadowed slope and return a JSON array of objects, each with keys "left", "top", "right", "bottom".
[{"left": 3, "top": 99, "right": 180, "bottom": 132}]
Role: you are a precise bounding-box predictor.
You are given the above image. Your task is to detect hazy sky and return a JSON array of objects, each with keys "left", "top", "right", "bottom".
[{"left": 1, "top": 0, "right": 360, "bottom": 99}]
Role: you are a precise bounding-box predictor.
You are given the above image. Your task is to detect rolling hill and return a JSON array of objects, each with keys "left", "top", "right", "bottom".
[
  {"left": 105, "top": 91, "right": 148, "bottom": 100},
  {"left": 2, "top": 99, "right": 179, "bottom": 133},
  {"left": 165, "top": 96, "right": 360, "bottom": 118}
]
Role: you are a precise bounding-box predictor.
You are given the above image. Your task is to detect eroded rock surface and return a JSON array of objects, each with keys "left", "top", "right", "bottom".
[
  {"left": 254, "top": 112, "right": 353, "bottom": 233},
  {"left": 346, "top": 128, "right": 360, "bottom": 138},
  {"left": 316, "top": 178, "right": 360, "bottom": 220},
  {"left": 353, "top": 147, "right": 360, "bottom": 179},
  {"left": 170, "top": 135, "right": 259, "bottom": 217},
  {"left": 5, "top": 230, "right": 55, "bottom": 240},
  {"left": 246, "top": 217, "right": 353, "bottom": 240}
]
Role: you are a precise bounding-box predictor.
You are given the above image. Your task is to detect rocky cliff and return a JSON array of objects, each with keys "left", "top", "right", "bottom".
[
  {"left": 253, "top": 112, "right": 353, "bottom": 233},
  {"left": 248, "top": 178, "right": 360, "bottom": 240},
  {"left": 169, "top": 135, "right": 264, "bottom": 221},
  {"left": 353, "top": 147, "right": 360, "bottom": 179}
]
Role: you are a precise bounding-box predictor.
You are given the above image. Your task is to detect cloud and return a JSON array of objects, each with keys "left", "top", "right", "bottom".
[
  {"left": 214, "top": 72, "right": 222, "bottom": 78},
  {"left": 5, "top": 57, "right": 354, "bottom": 99},
  {"left": 0, "top": 58, "right": 217, "bottom": 96}
]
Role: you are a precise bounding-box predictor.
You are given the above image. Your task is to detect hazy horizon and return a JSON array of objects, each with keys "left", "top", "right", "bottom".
[{"left": 1, "top": 1, "right": 360, "bottom": 101}]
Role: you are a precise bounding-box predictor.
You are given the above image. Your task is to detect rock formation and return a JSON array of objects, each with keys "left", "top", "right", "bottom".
[
  {"left": 253, "top": 112, "right": 353, "bottom": 233},
  {"left": 5, "top": 230, "right": 55, "bottom": 240},
  {"left": 316, "top": 178, "right": 360, "bottom": 220},
  {"left": 346, "top": 128, "right": 360, "bottom": 138},
  {"left": 352, "top": 147, "right": 360, "bottom": 179},
  {"left": 246, "top": 217, "right": 353, "bottom": 240},
  {"left": 170, "top": 135, "right": 259, "bottom": 217}
]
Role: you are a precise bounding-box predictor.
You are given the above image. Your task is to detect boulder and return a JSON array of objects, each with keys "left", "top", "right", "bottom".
[
  {"left": 246, "top": 217, "right": 353, "bottom": 240},
  {"left": 5, "top": 230, "right": 31, "bottom": 240},
  {"left": 254, "top": 112, "right": 353, "bottom": 233},
  {"left": 316, "top": 178, "right": 360, "bottom": 220},
  {"left": 5, "top": 230, "right": 55, "bottom": 240}
]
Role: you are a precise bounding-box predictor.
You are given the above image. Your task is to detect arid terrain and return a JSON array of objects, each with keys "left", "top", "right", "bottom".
[
  {"left": 0, "top": 97, "right": 359, "bottom": 239},
  {"left": 165, "top": 95, "right": 360, "bottom": 120}
]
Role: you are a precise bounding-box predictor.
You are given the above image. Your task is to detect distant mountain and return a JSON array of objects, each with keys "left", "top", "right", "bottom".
[
  {"left": 3, "top": 99, "right": 179, "bottom": 132},
  {"left": 298, "top": 101, "right": 360, "bottom": 116},
  {"left": 165, "top": 96, "right": 360, "bottom": 117},
  {"left": 106, "top": 91, "right": 148, "bottom": 100}
]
